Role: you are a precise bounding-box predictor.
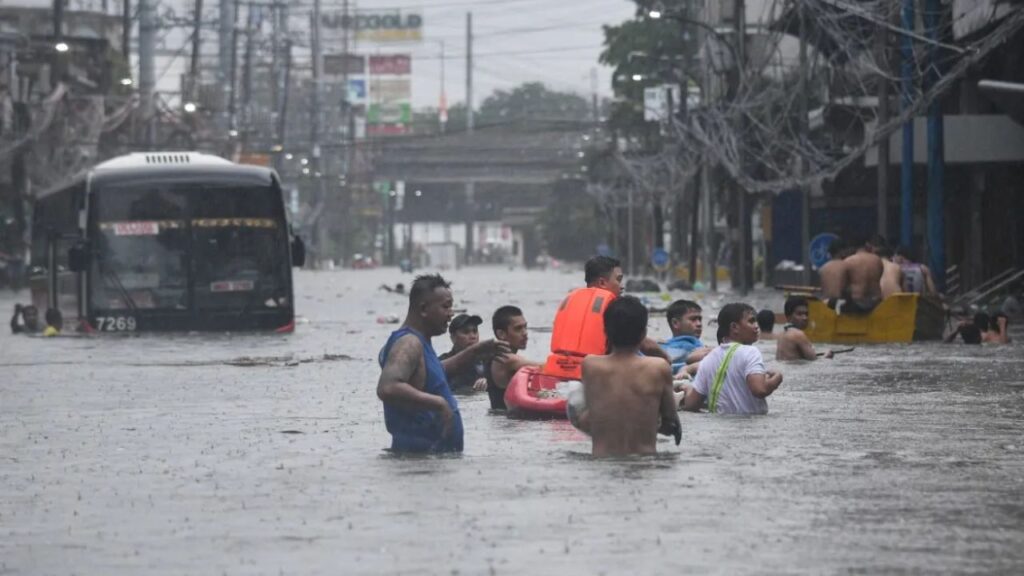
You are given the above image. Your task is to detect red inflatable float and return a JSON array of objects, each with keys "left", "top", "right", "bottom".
[{"left": 503, "top": 366, "right": 569, "bottom": 419}]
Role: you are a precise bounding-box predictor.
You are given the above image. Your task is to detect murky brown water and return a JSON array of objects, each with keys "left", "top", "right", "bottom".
[{"left": 2, "top": 267, "right": 1023, "bottom": 574}]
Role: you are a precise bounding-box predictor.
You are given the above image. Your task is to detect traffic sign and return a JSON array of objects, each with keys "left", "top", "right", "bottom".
[
  {"left": 651, "top": 247, "right": 670, "bottom": 271},
  {"left": 809, "top": 233, "right": 839, "bottom": 270}
]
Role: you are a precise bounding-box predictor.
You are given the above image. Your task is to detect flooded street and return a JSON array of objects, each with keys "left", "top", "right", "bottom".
[{"left": 2, "top": 267, "right": 1023, "bottom": 574}]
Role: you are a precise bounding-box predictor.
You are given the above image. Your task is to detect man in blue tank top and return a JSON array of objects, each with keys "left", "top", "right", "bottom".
[{"left": 377, "top": 274, "right": 509, "bottom": 453}]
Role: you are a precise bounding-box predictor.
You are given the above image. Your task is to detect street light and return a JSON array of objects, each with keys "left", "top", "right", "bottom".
[
  {"left": 631, "top": 73, "right": 644, "bottom": 82},
  {"left": 183, "top": 102, "right": 198, "bottom": 114},
  {"left": 54, "top": 42, "right": 70, "bottom": 53},
  {"left": 120, "top": 77, "right": 133, "bottom": 87},
  {"left": 649, "top": 10, "right": 663, "bottom": 19}
]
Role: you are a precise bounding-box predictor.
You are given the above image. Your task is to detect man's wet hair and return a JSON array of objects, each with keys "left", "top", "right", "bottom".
[
  {"left": 895, "top": 245, "right": 918, "bottom": 262},
  {"left": 604, "top": 295, "right": 648, "bottom": 348},
  {"left": 973, "top": 312, "right": 990, "bottom": 331},
  {"left": 827, "top": 237, "right": 847, "bottom": 258},
  {"left": 45, "top": 308, "right": 63, "bottom": 329},
  {"left": 666, "top": 299, "right": 701, "bottom": 327},
  {"left": 492, "top": 305, "right": 524, "bottom": 333},
  {"left": 784, "top": 296, "right": 809, "bottom": 317},
  {"left": 991, "top": 312, "right": 1009, "bottom": 331},
  {"left": 409, "top": 274, "right": 451, "bottom": 306},
  {"left": 960, "top": 324, "right": 982, "bottom": 344},
  {"left": 756, "top": 309, "right": 776, "bottom": 332},
  {"left": 850, "top": 232, "right": 871, "bottom": 250},
  {"left": 584, "top": 255, "right": 621, "bottom": 285},
  {"left": 868, "top": 234, "right": 888, "bottom": 250},
  {"left": 718, "top": 303, "right": 756, "bottom": 340}
]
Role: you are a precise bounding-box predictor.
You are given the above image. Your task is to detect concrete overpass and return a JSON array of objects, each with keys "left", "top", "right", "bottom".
[
  {"left": 370, "top": 120, "right": 601, "bottom": 266},
  {"left": 371, "top": 120, "right": 599, "bottom": 185}
]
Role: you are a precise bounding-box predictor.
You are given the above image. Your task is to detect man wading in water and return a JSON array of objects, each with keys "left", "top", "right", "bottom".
[
  {"left": 684, "top": 303, "right": 783, "bottom": 415},
  {"left": 377, "top": 275, "right": 509, "bottom": 453},
  {"left": 576, "top": 296, "right": 681, "bottom": 457}
]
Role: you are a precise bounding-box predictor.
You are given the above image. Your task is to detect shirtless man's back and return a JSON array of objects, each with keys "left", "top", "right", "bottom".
[
  {"left": 819, "top": 259, "right": 846, "bottom": 300},
  {"left": 582, "top": 353, "right": 677, "bottom": 457},
  {"left": 578, "top": 296, "right": 680, "bottom": 457},
  {"left": 818, "top": 238, "right": 850, "bottom": 300},
  {"left": 843, "top": 246, "right": 884, "bottom": 310},
  {"left": 879, "top": 250, "right": 904, "bottom": 299}
]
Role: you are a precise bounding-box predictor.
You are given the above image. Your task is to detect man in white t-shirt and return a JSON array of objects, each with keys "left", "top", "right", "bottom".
[{"left": 683, "top": 303, "right": 783, "bottom": 415}]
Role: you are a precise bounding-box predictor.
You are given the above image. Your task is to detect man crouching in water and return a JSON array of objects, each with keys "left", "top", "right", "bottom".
[
  {"left": 776, "top": 296, "right": 833, "bottom": 361},
  {"left": 576, "top": 296, "right": 681, "bottom": 457},
  {"left": 377, "top": 274, "right": 509, "bottom": 453}
]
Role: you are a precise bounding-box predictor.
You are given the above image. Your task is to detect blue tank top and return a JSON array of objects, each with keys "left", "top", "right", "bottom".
[{"left": 378, "top": 327, "right": 464, "bottom": 453}]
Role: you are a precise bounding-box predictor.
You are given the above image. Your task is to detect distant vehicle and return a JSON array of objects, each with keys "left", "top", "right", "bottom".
[{"left": 30, "top": 152, "right": 305, "bottom": 333}]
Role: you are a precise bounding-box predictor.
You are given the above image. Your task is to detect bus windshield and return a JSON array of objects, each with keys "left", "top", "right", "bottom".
[{"left": 91, "top": 182, "right": 290, "bottom": 313}]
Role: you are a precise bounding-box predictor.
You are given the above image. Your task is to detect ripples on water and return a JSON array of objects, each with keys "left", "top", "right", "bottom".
[{"left": 1, "top": 268, "right": 1022, "bottom": 574}]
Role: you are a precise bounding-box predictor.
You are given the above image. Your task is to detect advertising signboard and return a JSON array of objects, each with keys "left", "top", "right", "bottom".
[
  {"left": 367, "top": 55, "right": 412, "bottom": 136},
  {"left": 369, "top": 55, "right": 412, "bottom": 75},
  {"left": 324, "top": 53, "right": 365, "bottom": 76},
  {"left": 321, "top": 12, "right": 423, "bottom": 43}
]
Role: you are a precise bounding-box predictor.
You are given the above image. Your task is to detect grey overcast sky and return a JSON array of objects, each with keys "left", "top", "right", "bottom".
[
  {"left": 335, "top": 0, "right": 637, "bottom": 108},
  {"left": 23, "top": 0, "right": 637, "bottom": 108}
]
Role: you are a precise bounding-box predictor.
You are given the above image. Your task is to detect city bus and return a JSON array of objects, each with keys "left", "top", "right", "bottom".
[{"left": 29, "top": 152, "right": 305, "bottom": 333}]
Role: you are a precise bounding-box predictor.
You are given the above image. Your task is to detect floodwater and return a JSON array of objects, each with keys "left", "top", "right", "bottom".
[{"left": 2, "top": 267, "right": 1023, "bottom": 575}]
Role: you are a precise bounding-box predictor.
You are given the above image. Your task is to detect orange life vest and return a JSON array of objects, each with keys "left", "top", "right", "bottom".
[{"left": 542, "top": 287, "right": 616, "bottom": 379}]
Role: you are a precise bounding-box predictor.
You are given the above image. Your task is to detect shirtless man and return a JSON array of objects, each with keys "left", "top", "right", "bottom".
[
  {"left": 576, "top": 296, "right": 681, "bottom": 457},
  {"left": 376, "top": 274, "right": 509, "bottom": 453},
  {"left": 486, "top": 305, "right": 543, "bottom": 410},
  {"left": 986, "top": 312, "right": 1011, "bottom": 344},
  {"left": 877, "top": 246, "right": 904, "bottom": 300},
  {"left": 842, "top": 238, "right": 885, "bottom": 313},
  {"left": 776, "top": 297, "right": 833, "bottom": 361},
  {"left": 818, "top": 237, "right": 849, "bottom": 301}
]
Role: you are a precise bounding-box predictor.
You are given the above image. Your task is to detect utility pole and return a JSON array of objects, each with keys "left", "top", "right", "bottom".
[
  {"left": 464, "top": 12, "right": 475, "bottom": 266},
  {"left": 188, "top": 0, "right": 204, "bottom": 147},
  {"left": 270, "top": 2, "right": 280, "bottom": 124},
  {"left": 52, "top": 0, "right": 65, "bottom": 83},
  {"left": 798, "top": 0, "right": 811, "bottom": 286},
  {"left": 228, "top": 0, "right": 241, "bottom": 139},
  {"left": 219, "top": 0, "right": 235, "bottom": 132},
  {"left": 139, "top": 0, "right": 157, "bottom": 147},
  {"left": 466, "top": 12, "right": 474, "bottom": 132},
  {"left": 735, "top": 0, "right": 751, "bottom": 294},
  {"left": 875, "top": 13, "right": 890, "bottom": 239},
  {"left": 312, "top": 0, "right": 327, "bottom": 264},
  {"left": 627, "top": 185, "right": 636, "bottom": 276},
  {"left": 925, "top": 0, "right": 945, "bottom": 289},
  {"left": 439, "top": 40, "right": 448, "bottom": 132},
  {"left": 900, "top": 0, "right": 914, "bottom": 248},
  {"left": 189, "top": 0, "right": 204, "bottom": 105},
  {"left": 277, "top": 38, "right": 292, "bottom": 156},
  {"left": 123, "top": 0, "right": 131, "bottom": 73},
  {"left": 274, "top": 3, "right": 291, "bottom": 168},
  {"left": 340, "top": 0, "right": 353, "bottom": 264},
  {"left": 242, "top": 3, "right": 255, "bottom": 110}
]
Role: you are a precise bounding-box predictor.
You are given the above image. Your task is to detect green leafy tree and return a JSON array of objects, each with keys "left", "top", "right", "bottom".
[{"left": 413, "top": 83, "right": 591, "bottom": 134}]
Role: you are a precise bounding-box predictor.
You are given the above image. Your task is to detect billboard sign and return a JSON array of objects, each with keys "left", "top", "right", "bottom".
[
  {"left": 324, "top": 53, "right": 365, "bottom": 76},
  {"left": 369, "top": 55, "right": 412, "bottom": 75},
  {"left": 367, "top": 103, "right": 412, "bottom": 125},
  {"left": 347, "top": 79, "right": 367, "bottom": 102},
  {"left": 322, "top": 12, "right": 423, "bottom": 43}
]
